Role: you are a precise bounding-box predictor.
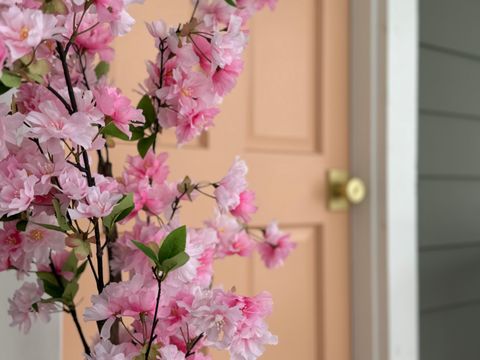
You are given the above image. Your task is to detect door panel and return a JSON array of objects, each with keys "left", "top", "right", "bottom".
[{"left": 64, "top": 1, "right": 350, "bottom": 360}]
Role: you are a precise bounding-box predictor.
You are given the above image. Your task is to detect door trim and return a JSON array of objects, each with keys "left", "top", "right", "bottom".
[{"left": 350, "top": 1, "right": 419, "bottom": 360}]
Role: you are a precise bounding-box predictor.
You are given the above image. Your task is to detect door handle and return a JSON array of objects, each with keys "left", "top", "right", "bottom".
[{"left": 327, "top": 169, "right": 366, "bottom": 211}]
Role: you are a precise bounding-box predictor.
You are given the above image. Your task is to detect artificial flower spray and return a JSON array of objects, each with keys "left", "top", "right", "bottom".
[{"left": 0, "top": 0, "right": 295, "bottom": 359}]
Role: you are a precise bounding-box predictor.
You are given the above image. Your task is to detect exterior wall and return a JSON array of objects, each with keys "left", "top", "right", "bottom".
[
  {"left": 0, "top": 272, "right": 61, "bottom": 359},
  {"left": 419, "top": 0, "right": 480, "bottom": 358}
]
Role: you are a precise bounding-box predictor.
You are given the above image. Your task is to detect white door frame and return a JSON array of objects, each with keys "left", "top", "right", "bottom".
[{"left": 350, "top": 1, "right": 419, "bottom": 360}]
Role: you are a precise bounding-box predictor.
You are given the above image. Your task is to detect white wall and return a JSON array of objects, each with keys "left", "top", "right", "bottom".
[{"left": 0, "top": 272, "right": 61, "bottom": 359}]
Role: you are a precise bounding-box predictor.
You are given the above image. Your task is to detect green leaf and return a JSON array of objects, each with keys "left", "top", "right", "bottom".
[
  {"left": 224, "top": 0, "right": 237, "bottom": 6},
  {"left": 0, "top": 214, "right": 21, "bottom": 222},
  {"left": 1, "top": 71, "right": 21, "bottom": 88},
  {"left": 37, "top": 272, "right": 64, "bottom": 298},
  {"left": 130, "top": 125, "right": 145, "bottom": 141},
  {"left": 132, "top": 240, "right": 160, "bottom": 266},
  {"left": 137, "top": 95, "right": 156, "bottom": 127},
  {"left": 62, "top": 281, "right": 79, "bottom": 305},
  {"left": 161, "top": 251, "right": 190, "bottom": 273},
  {"left": 61, "top": 251, "right": 77, "bottom": 274},
  {"left": 102, "top": 193, "right": 134, "bottom": 230},
  {"left": 28, "top": 59, "right": 49, "bottom": 77},
  {"left": 102, "top": 122, "right": 130, "bottom": 141},
  {"left": 75, "top": 260, "right": 88, "bottom": 280},
  {"left": 137, "top": 134, "right": 156, "bottom": 158},
  {"left": 157, "top": 226, "right": 187, "bottom": 263},
  {"left": 34, "top": 222, "right": 66, "bottom": 233},
  {"left": 0, "top": 82, "right": 10, "bottom": 95},
  {"left": 95, "top": 61, "right": 110, "bottom": 79},
  {"left": 42, "top": 0, "right": 67, "bottom": 14},
  {"left": 16, "top": 220, "right": 28, "bottom": 232},
  {"left": 52, "top": 198, "right": 71, "bottom": 232},
  {"left": 134, "top": 343, "right": 159, "bottom": 360},
  {"left": 73, "top": 241, "right": 91, "bottom": 261}
]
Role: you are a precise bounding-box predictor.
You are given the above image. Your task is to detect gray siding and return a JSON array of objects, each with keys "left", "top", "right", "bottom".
[{"left": 419, "top": 1, "right": 480, "bottom": 359}]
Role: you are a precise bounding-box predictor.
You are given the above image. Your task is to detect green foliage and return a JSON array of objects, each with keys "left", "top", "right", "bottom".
[
  {"left": 52, "top": 198, "right": 72, "bottom": 232},
  {"left": 137, "top": 95, "right": 156, "bottom": 128},
  {"left": 36, "top": 252, "right": 87, "bottom": 306},
  {"left": 37, "top": 272, "right": 64, "bottom": 298},
  {"left": 103, "top": 193, "right": 134, "bottom": 230},
  {"left": 161, "top": 252, "right": 190, "bottom": 273},
  {"left": 95, "top": 61, "right": 110, "bottom": 79},
  {"left": 42, "top": 0, "right": 67, "bottom": 14},
  {"left": 132, "top": 241, "right": 159, "bottom": 265},
  {"left": 1, "top": 70, "right": 21, "bottom": 88},
  {"left": 15, "top": 220, "right": 28, "bottom": 232},
  {"left": 131, "top": 226, "right": 190, "bottom": 278},
  {"left": 137, "top": 134, "right": 156, "bottom": 158},
  {"left": 130, "top": 126, "right": 145, "bottom": 141},
  {"left": 0, "top": 82, "right": 10, "bottom": 95},
  {"left": 224, "top": 0, "right": 237, "bottom": 6},
  {"left": 134, "top": 344, "right": 159, "bottom": 360},
  {"left": 102, "top": 122, "right": 130, "bottom": 141},
  {"left": 34, "top": 223, "right": 66, "bottom": 233},
  {"left": 157, "top": 226, "right": 187, "bottom": 263}
]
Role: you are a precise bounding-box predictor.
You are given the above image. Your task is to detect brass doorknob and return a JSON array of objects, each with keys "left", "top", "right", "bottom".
[{"left": 327, "top": 169, "right": 366, "bottom": 211}]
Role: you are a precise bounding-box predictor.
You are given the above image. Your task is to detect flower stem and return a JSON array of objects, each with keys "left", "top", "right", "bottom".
[{"left": 145, "top": 276, "right": 162, "bottom": 360}]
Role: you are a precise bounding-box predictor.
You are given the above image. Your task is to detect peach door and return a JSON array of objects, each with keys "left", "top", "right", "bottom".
[{"left": 63, "top": 1, "right": 350, "bottom": 360}]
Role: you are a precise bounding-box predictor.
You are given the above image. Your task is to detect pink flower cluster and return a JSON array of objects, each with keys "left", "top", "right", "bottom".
[
  {"left": 84, "top": 274, "right": 277, "bottom": 360},
  {"left": 144, "top": 0, "right": 277, "bottom": 144},
  {"left": 0, "top": 0, "right": 295, "bottom": 359}
]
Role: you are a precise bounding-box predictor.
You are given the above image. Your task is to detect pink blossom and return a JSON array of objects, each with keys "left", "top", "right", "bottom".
[
  {"left": 146, "top": 20, "right": 168, "bottom": 39},
  {"left": 212, "top": 59, "right": 244, "bottom": 96},
  {"left": 69, "top": 187, "right": 122, "bottom": 220},
  {"left": 230, "top": 190, "right": 257, "bottom": 222},
  {"left": 0, "top": 221, "right": 29, "bottom": 272},
  {"left": 8, "top": 281, "right": 56, "bottom": 333},
  {"left": 197, "top": 0, "right": 235, "bottom": 25},
  {"left": 68, "top": 14, "right": 114, "bottom": 61},
  {"left": 23, "top": 212, "right": 65, "bottom": 264},
  {"left": 125, "top": 151, "right": 169, "bottom": 184},
  {"left": 191, "top": 288, "right": 243, "bottom": 349},
  {"left": 228, "top": 320, "right": 278, "bottom": 360},
  {"left": 0, "top": 166, "right": 38, "bottom": 217},
  {"left": 207, "top": 212, "right": 254, "bottom": 258},
  {"left": 0, "top": 103, "right": 10, "bottom": 161},
  {"left": 84, "top": 274, "right": 157, "bottom": 321},
  {"left": 58, "top": 166, "right": 88, "bottom": 200},
  {"left": 157, "top": 68, "right": 213, "bottom": 104},
  {"left": 211, "top": 16, "right": 247, "bottom": 68},
  {"left": 0, "top": 37, "right": 8, "bottom": 72},
  {"left": 159, "top": 345, "right": 186, "bottom": 360},
  {"left": 86, "top": 339, "right": 138, "bottom": 360},
  {"left": 25, "top": 101, "right": 99, "bottom": 149},
  {"left": 15, "top": 83, "right": 60, "bottom": 114},
  {"left": 257, "top": 222, "right": 295, "bottom": 269},
  {"left": 175, "top": 98, "right": 219, "bottom": 145},
  {"left": 127, "top": 180, "right": 177, "bottom": 218},
  {"left": 214, "top": 157, "right": 248, "bottom": 212},
  {"left": 0, "top": 6, "right": 60, "bottom": 61},
  {"left": 94, "top": 85, "right": 145, "bottom": 136}
]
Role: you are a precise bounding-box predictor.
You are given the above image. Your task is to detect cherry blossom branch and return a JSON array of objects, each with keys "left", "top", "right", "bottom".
[
  {"left": 45, "top": 85, "right": 73, "bottom": 114},
  {"left": 56, "top": 39, "right": 105, "bottom": 298},
  {"left": 48, "top": 257, "right": 91, "bottom": 355},
  {"left": 144, "top": 274, "right": 162, "bottom": 360},
  {"left": 185, "top": 333, "right": 204, "bottom": 358}
]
